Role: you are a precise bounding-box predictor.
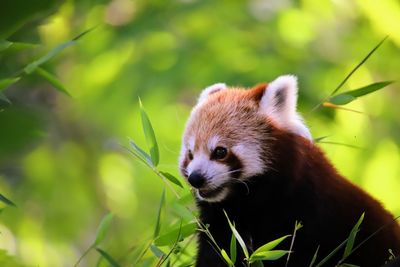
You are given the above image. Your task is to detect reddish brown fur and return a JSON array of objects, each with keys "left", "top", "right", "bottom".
[{"left": 182, "top": 84, "right": 400, "bottom": 266}]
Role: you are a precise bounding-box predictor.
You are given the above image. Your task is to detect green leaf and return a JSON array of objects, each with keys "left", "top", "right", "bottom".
[
  {"left": 230, "top": 231, "right": 237, "bottom": 264},
  {"left": 223, "top": 210, "right": 249, "bottom": 259},
  {"left": 251, "top": 261, "right": 265, "bottom": 267},
  {"left": 154, "top": 222, "right": 197, "bottom": 246},
  {"left": 330, "top": 36, "right": 388, "bottom": 96},
  {"left": 128, "top": 140, "right": 153, "bottom": 166},
  {"left": 23, "top": 27, "right": 95, "bottom": 74},
  {"left": 0, "top": 194, "right": 16, "bottom": 207},
  {"left": 249, "top": 250, "right": 289, "bottom": 262},
  {"left": 0, "top": 40, "right": 12, "bottom": 52},
  {"left": 139, "top": 99, "right": 159, "bottom": 166},
  {"left": 329, "top": 81, "right": 393, "bottom": 105},
  {"left": 308, "top": 246, "right": 319, "bottom": 267},
  {"left": 94, "top": 213, "right": 114, "bottom": 246},
  {"left": 315, "top": 239, "right": 348, "bottom": 267},
  {"left": 251, "top": 235, "right": 291, "bottom": 256},
  {"left": 221, "top": 249, "right": 234, "bottom": 267},
  {"left": 96, "top": 248, "right": 121, "bottom": 267},
  {"left": 0, "top": 77, "right": 20, "bottom": 91},
  {"left": 343, "top": 213, "right": 364, "bottom": 259},
  {"left": 150, "top": 244, "right": 165, "bottom": 258},
  {"left": 154, "top": 189, "right": 165, "bottom": 238},
  {"left": 35, "top": 67, "right": 71, "bottom": 96},
  {"left": 159, "top": 172, "right": 183, "bottom": 188},
  {"left": 24, "top": 40, "right": 75, "bottom": 74}
]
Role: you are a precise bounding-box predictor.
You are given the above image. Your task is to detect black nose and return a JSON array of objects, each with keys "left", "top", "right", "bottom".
[{"left": 188, "top": 172, "right": 206, "bottom": 188}]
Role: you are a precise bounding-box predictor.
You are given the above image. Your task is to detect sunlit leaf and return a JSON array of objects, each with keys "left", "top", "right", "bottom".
[
  {"left": 159, "top": 171, "right": 183, "bottom": 188},
  {"left": 0, "top": 194, "right": 16, "bottom": 207},
  {"left": 35, "top": 67, "right": 71, "bottom": 96},
  {"left": 96, "top": 248, "right": 121, "bottom": 267},
  {"left": 94, "top": 213, "right": 114, "bottom": 246},
  {"left": 154, "top": 222, "right": 197, "bottom": 246},
  {"left": 328, "top": 81, "right": 393, "bottom": 105},
  {"left": 0, "top": 77, "right": 20, "bottom": 91},
  {"left": 221, "top": 249, "right": 234, "bottom": 267},
  {"left": 154, "top": 189, "right": 165, "bottom": 238},
  {"left": 139, "top": 99, "right": 160, "bottom": 166},
  {"left": 330, "top": 36, "right": 388, "bottom": 96},
  {"left": 249, "top": 250, "right": 289, "bottom": 262},
  {"left": 224, "top": 210, "right": 249, "bottom": 259},
  {"left": 251, "top": 235, "right": 291, "bottom": 256},
  {"left": 342, "top": 213, "right": 364, "bottom": 259}
]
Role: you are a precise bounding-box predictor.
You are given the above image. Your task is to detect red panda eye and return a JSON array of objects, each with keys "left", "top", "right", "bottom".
[
  {"left": 211, "top": 147, "right": 228, "bottom": 160},
  {"left": 188, "top": 150, "right": 193, "bottom": 160}
]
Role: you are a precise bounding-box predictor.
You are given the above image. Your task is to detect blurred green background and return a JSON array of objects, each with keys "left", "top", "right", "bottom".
[{"left": 1, "top": 0, "right": 400, "bottom": 266}]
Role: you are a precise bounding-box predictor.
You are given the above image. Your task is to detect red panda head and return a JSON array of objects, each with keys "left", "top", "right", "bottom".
[{"left": 179, "top": 75, "right": 312, "bottom": 202}]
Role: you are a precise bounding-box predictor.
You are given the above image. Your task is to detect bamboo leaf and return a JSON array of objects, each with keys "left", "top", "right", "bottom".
[
  {"left": 159, "top": 172, "right": 183, "bottom": 188},
  {"left": 221, "top": 249, "right": 234, "bottom": 267},
  {"left": 230, "top": 231, "right": 237, "bottom": 264},
  {"left": 330, "top": 36, "right": 388, "bottom": 96},
  {"left": 129, "top": 140, "right": 153, "bottom": 167},
  {"left": 0, "top": 193, "right": 16, "bottom": 207},
  {"left": 154, "top": 189, "right": 165, "bottom": 238},
  {"left": 223, "top": 210, "right": 249, "bottom": 259},
  {"left": 154, "top": 222, "right": 197, "bottom": 246},
  {"left": 308, "top": 246, "right": 319, "bottom": 267},
  {"left": 0, "top": 77, "right": 20, "bottom": 91},
  {"left": 329, "top": 81, "right": 393, "bottom": 105},
  {"left": 252, "top": 235, "right": 291, "bottom": 256},
  {"left": 249, "top": 250, "right": 289, "bottom": 262},
  {"left": 139, "top": 99, "right": 160, "bottom": 166},
  {"left": 35, "top": 67, "right": 71, "bottom": 96},
  {"left": 94, "top": 213, "right": 114, "bottom": 246},
  {"left": 23, "top": 27, "right": 95, "bottom": 74},
  {"left": 315, "top": 239, "right": 348, "bottom": 267},
  {"left": 96, "top": 248, "right": 121, "bottom": 267},
  {"left": 342, "top": 213, "right": 364, "bottom": 259}
]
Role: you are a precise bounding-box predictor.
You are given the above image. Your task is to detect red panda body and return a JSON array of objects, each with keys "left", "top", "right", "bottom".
[{"left": 179, "top": 76, "right": 400, "bottom": 267}]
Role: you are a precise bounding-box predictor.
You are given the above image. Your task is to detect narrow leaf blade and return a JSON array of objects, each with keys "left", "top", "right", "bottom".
[
  {"left": 221, "top": 249, "right": 234, "bottom": 267},
  {"left": 223, "top": 210, "right": 249, "bottom": 259},
  {"left": 343, "top": 213, "right": 364, "bottom": 259},
  {"left": 249, "top": 250, "right": 289, "bottom": 262},
  {"left": 94, "top": 213, "right": 114, "bottom": 246},
  {"left": 129, "top": 140, "right": 153, "bottom": 166},
  {"left": 0, "top": 77, "right": 20, "bottom": 91},
  {"left": 159, "top": 172, "right": 183, "bottom": 188},
  {"left": 154, "top": 189, "right": 165, "bottom": 238},
  {"left": 35, "top": 67, "right": 71, "bottom": 96},
  {"left": 230, "top": 231, "right": 237, "bottom": 264},
  {"left": 0, "top": 193, "right": 16, "bottom": 207},
  {"left": 139, "top": 99, "right": 159, "bottom": 166},
  {"left": 308, "top": 246, "right": 320, "bottom": 267},
  {"left": 154, "top": 222, "right": 197, "bottom": 246},
  {"left": 96, "top": 248, "right": 121, "bottom": 267},
  {"left": 252, "top": 235, "right": 291, "bottom": 256}
]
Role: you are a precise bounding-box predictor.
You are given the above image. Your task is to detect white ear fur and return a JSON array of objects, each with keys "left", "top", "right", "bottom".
[
  {"left": 260, "top": 75, "right": 312, "bottom": 140},
  {"left": 197, "top": 83, "right": 227, "bottom": 104}
]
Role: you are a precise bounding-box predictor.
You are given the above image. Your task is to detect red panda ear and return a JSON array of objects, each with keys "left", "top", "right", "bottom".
[
  {"left": 197, "top": 83, "right": 227, "bottom": 104},
  {"left": 259, "top": 75, "right": 312, "bottom": 140}
]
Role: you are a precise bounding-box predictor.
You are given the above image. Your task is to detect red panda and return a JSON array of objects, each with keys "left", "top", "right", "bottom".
[{"left": 179, "top": 75, "right": 400, "bottom": 267}]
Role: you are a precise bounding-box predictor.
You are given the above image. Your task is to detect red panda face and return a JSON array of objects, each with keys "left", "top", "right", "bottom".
[{"left": 179, "top": 76, "right": 312, "bottom": 202}]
